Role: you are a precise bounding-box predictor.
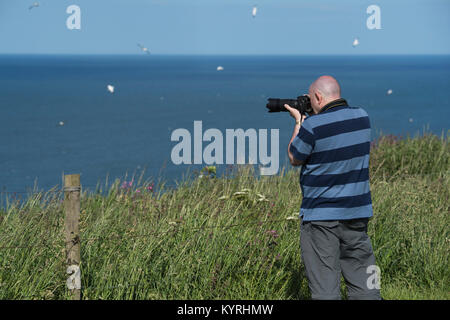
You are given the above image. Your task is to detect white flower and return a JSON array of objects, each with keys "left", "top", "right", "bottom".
[
  {"left": 256, "top": 193, "right": 269, "bottom": 202},
  {"left": 286, "top": 213, "right": 299, "bottom": 221}
]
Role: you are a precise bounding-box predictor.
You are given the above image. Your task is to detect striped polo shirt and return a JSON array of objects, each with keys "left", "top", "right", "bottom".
[{"left": 290, "top": 101, "right": 373, "bottom": 221}]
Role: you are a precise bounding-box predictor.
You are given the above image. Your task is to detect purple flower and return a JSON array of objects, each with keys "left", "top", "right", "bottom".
[
  {"left": 121, "top": 180, "right": 134, "bottom": 189},
  {"left": 267, "top": 230, "right": 279, "bottom": 239}
]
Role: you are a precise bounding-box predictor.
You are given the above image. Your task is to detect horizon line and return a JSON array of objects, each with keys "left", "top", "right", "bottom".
[{"left": 1, "top": 53, "right": 450, "bottom": 57}]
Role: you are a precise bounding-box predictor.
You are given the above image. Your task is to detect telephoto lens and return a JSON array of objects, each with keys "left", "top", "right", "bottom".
[
  {"left": 266, "top": 95, "right": 312, "bottom": 115},
  {"left": 266, "top": 98, "right": 298, "bottom": 113}
]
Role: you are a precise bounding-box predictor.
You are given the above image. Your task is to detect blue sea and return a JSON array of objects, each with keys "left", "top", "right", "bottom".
[{"left": 0, "top": 54, "right": 449, "bottom": 196}]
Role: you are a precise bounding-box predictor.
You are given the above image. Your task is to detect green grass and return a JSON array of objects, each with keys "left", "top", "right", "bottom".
[{"left": 0, "top": 132, "right": 449, "bottom": 300}]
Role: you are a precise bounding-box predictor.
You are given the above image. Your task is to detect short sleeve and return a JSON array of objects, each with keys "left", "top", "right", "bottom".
[{"left": 289, "top": 119, "right": 315, "bottom": 163}]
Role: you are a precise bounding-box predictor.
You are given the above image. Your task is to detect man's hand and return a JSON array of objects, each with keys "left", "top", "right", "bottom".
[{"left": 284, "top": 104, "right": 307, "bottom": 124}]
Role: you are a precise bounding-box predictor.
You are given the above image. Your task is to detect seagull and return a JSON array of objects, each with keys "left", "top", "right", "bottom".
[
  {"left": 352, "top": 38, "right": 359, "bottom": 47},
  {"left": 252, "top": 5, "right": 258, "bottom": 18},
  {"left": 29, "top": 2, "right": 39, "bottom": 10},
  {"left": 409, "top": 118, "right": 414, "bottom": 123},
  {"left": 107, "top": 85, "right": 115, "bottom": 94},
  {"left": 216, "top": 66, "right": 224, "bottom": 71},
  {"left": 59, "top": 121, "right": 65, "bottom": 126},
  {"left": 387, "top": 89, "right": 393, "bottom": 95},
  {"left": 137, "top": 43, "right": 150, "bottom": 55}
]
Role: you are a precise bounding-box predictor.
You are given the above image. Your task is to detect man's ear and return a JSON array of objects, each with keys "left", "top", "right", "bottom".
[{"left": 315, "top": 91, "right": 322, "bottom": 105}]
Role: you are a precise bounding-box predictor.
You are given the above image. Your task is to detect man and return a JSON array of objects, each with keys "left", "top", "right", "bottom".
[{"left": 285, "top": 75, "right": 381, "bottom": 300}]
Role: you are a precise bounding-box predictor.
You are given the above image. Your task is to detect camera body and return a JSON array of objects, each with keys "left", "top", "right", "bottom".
[{"left": 266, "top": 95, "right": 313, "bottom": 116}]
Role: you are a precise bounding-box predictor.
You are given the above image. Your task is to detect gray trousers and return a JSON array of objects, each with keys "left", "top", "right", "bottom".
[{"left": 300, "top": 218, "right": 381, "bottom": 300}]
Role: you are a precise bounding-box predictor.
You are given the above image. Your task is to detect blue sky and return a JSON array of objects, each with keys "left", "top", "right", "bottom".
[{"left": 0, "top": 0, "right": 449, "bottom": 55}]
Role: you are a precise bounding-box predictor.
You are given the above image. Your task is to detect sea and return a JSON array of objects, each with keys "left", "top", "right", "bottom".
[{"left": 0, "top": 54, "right": 449, "bottom": 198}]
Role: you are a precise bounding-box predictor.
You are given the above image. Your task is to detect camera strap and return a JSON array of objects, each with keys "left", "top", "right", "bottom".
[{"left": 318, "top": 98, "right": 348, "bottom": 114}]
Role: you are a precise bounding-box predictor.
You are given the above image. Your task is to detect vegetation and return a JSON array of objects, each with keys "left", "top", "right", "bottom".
[{"left": 0, "top": 132, "right": 449, "bottom": 300}]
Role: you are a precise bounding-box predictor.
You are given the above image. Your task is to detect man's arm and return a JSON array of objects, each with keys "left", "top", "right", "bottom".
[
  {"left": 284, "top": 104, "right": 306, "bottom": 167},
  {"left": 287, "top": 121, "right": 304, "bottom": 166}
]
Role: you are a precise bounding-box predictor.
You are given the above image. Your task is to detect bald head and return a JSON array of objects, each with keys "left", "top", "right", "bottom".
[
  {"left": 308, "top": 76, "right": 341, "bottom": 113},
  {"left": 310, "top": 76, "right": 341, "bottom": 100}
]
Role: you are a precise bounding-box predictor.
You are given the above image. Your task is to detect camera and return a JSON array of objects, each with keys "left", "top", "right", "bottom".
[{"left": 266, "top": 95, "right": 313, "bottom": 116}]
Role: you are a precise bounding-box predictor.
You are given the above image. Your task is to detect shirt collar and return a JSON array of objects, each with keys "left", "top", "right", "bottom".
[{"left": 317, "top": 98, "right": 348, "bottom": 114}]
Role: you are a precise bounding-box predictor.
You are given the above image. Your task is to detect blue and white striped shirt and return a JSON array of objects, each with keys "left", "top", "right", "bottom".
[{"left": 290, "top": 103, "right": 373, "bottom": 221}]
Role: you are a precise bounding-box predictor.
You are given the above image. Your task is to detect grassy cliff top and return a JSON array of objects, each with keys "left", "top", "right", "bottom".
[{"left": 0, "top": 133, "right": 449, "bottom": 299}]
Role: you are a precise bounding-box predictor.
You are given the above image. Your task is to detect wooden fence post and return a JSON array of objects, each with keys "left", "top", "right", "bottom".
[{"left": 64, "top": 174, "right": 81, "bottom": 300}]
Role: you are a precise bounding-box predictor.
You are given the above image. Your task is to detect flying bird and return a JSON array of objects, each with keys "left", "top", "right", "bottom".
[
  {"left": 107, "top": 85, "right": 115, "bottom": 94},
  {"left": 29, "top": 2, "right": 39, "bottom": 10},
  {"left": 137, "top": 43, "right": 150, "bottom": 55},
  {"left": 216, "top": 66, "right": 224, "bottom": 71},
  {"left": 252, "top": 5, "right": 258, "bottom": 18},
  {"left": 352, "top": 38, "right": 359, "bottom": 47},
  {"left": 387, "top": 89, "right": 393, "bottom": 95}
]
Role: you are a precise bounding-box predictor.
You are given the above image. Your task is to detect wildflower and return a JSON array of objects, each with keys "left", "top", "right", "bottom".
[
  {"left": 267, "top": 230, "right": 279, "bottom": 239},
  {"left": 286, "top": 213, "right": 299, "bottom": 221},
  {"left": 256, "top": 193, "right": 269, "bottom": 202},
  {"left": 233, "top": 189, "right": 251, "bottom": 198},
  {"left": 147, "top": 184, "right": 154, "bottom": 192}
]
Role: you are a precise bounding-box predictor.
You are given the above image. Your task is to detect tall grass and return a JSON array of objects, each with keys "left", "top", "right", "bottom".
[{"left": 0, "top": 132, "right": 449, "bottom": 300}]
